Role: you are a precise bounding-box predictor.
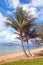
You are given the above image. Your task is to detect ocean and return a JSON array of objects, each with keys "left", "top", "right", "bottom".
[{"left": 0, "top": 42, "right": 42, "bottom": 55}]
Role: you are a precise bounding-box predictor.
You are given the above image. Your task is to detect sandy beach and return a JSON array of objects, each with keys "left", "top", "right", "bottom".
[{"left": 0, "top": 47, "right": 43, "bottom": 64}]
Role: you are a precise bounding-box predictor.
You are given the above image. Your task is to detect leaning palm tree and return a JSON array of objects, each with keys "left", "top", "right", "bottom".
[{"left": 5, "top": 7, "right": 37, "bottom": 57}]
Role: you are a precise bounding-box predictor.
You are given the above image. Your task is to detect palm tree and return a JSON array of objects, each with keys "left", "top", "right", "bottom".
[
  {"left": 35, "top": 23, "right": 43, "bottom": 42},
  {"left": 5, "top": 7, "right": 37, "bottom": 57}
]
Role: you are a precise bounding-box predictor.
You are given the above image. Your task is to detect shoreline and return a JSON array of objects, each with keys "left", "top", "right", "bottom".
[
  {"left": 0, "top": 47, "right": 43, "bottom": 63},
  {"left": 0, "top": 47, "right": 42, "bottom": 56}
]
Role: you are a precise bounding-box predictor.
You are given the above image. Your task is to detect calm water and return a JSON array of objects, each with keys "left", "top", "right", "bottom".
[
  {"left": 0, "top": 42, "right": 42, "bottom": 55},
  {"left": 0, "top": 44, "right": 23, "bottom": 55}
]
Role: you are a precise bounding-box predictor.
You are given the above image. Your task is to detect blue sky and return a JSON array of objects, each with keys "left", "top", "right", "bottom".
[{"left": 0, "top": 0, "right": 43, "bottom": 43}]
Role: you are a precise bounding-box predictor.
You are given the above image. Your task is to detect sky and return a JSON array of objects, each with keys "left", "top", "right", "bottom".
[{"left": 0, "top": 0, "right": 43, "bottom": 43}]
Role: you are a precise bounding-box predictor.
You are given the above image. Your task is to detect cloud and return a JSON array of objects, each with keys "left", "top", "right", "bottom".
[
  {"left": 4, "top": 0, "right": 39, "bottom": 21},
  {"left": 21, "top": 0, "right": 43, "bottom": 20},
  {"left": 29, "top": 7, "right": 38, "bottom": 17},
  {"left": 31, "top": 0, "right": 43, "bottom": 7},
  {"left": 5, "top": 0, "right": 20, "bottom": 8},
  {"left": 5, "top": 0, "right": 43, "bottom": 20},
  {"left": 0, "top": 28, "right": 19, "bottom": 43},
  {"left": 0, "top": 12, "right": 19, "bottom": 43},
  {"left": 0, "top": 25, "right": 18, "bottom": 43},
  {"left": 30, "top": 0, "right": 43, "bottom": 20},
  {"left": 0, "top": 13, "right": 7, "bottom": 31},
  {"left": 38, "top": 8, "right": 43, "bottom": 20},
  {"left": 5, "top": 0, "right": 43, "bottom": 8},
  {"left": 7, "top": 11, "right": 12, "bottom": 14},
  {"left": 20, "top": 4, "right": 38, "bottom": 17}
]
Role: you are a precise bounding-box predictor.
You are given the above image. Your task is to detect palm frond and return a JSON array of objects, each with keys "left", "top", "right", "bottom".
[
  {"left": 15, "top": 37, "right": 20, "bottom": 40},
  {"left": 5, "top": 16, "right": 20, "bottom": 31},
  {"left": 29, "top": 28, "right": 38, "bottom": 38},
  {"left": 14, "top": 32, "right": 20, "bottom": 36}
]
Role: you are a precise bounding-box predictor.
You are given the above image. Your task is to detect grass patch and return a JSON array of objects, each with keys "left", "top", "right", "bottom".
[{"left": 0, "top": 57, "right": 43, "bottom": 65}]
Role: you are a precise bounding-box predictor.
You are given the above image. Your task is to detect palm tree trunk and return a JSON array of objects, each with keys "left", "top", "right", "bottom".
[
  {"left": 20, "top": 31, "right": 29, "bottom": 57},
  {"left": 21, "top": 40, "right": 29, "bottom": 57},
  {"left": 27, "top": 41, "right": 32, "bottom": 57}
]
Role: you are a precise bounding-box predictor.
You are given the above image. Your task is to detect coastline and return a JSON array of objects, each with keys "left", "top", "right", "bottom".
[{"left": 0, "top": 47, "right": 43, "bottom": 63}]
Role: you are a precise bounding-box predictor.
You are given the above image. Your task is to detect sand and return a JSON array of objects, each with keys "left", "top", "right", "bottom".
[{"left": 0, "top": 47, "right": 43, "bottom": 64}]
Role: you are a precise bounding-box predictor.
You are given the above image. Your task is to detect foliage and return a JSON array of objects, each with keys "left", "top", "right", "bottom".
[
  {"left": 5, "top": 7, "right": 37, "bottom": 40},
  {"left": 35, "top": 23, "right": 43, "bottom": 42},
  {"left": 5, "top": 7, "right": 38, "bottom": 57}
]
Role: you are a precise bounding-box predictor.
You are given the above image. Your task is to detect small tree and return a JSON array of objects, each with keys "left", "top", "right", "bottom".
[{"left": 35, "top": 23, "right": 43, "bottom": 43}]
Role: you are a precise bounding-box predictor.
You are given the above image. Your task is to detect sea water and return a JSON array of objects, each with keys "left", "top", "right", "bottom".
[{"left": 0, "top": 42, "right": 42, "bottom": 55}]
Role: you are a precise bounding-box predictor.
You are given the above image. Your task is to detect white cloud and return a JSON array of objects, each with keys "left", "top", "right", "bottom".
[
  {"left": 5, "top": 0, "right": 43, "bottom": 8},
  {"left": 0, "top": 13, "right": 6, "bottom": 24},
  {"left": 29, "top": 7, "right": 38, "bottom": 17},
  {"left": 0, "top": 12, "right": 19, "bottom": 43},
  {"left": 5, "top": 0, "right": 43, "bottom": 20},
  {"left": 20, "top": 0, "right": 43, "bottom": 20},
  {"left": 7, "top": 11, "right": 12, "bottom": 14},
  {"left": 0, "top": 29, "right": 19, "bottom": 43},
  {"left": 0, "top": 13, "right": 7, "bottom": 31},
  {"left": 20, "top": 4, "right": 29, "bottom": 11},
  {"left": 5, "top": 0, "right": 20, "bottom": 8},
  {"left": 5, "top": 0, "right": 43, "bottom": 10},
  {"left": 38, "top": 8, "right": 43, "bottom": 20},
  {"left": 31, "top": 0, "right": 43, "bottom": 7}
]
